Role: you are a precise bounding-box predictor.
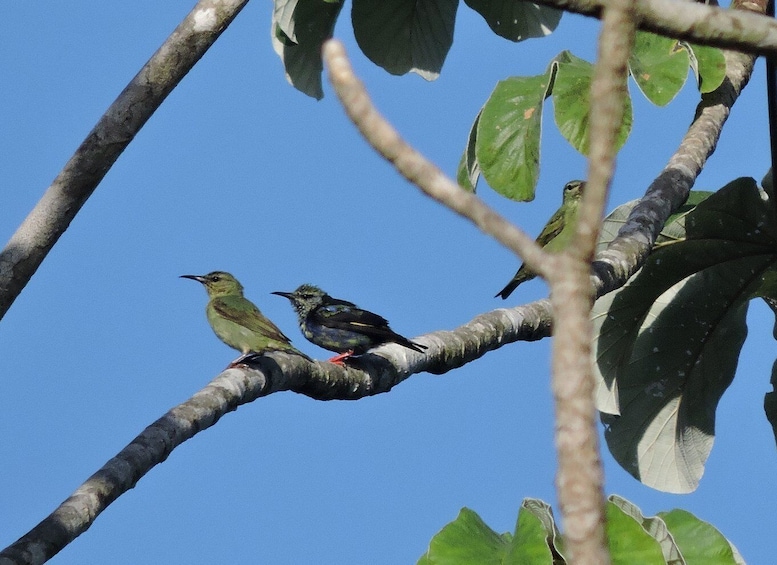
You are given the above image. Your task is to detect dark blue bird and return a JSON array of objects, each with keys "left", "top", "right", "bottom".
[{"left": 272, "top": 284, "right": 426, "bottom": 364}]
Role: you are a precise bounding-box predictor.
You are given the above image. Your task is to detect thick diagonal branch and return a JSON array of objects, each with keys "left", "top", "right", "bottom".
[
  {"left": 0, "top": 0, "right": 249, "bottom": 322},
  {"left": 594, "top": 0, "right": 766, "bottom": 294},
  {"left": 0, "top": 300, "right": 551, "bottom": 565}
]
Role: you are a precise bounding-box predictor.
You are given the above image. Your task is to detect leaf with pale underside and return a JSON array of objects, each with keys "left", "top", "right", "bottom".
[
  {"left": 608, "top": 495, "right": 683, "bottom": 565},
  {"left": 592, "top": 178, "right": 777, "bottom": 492}
]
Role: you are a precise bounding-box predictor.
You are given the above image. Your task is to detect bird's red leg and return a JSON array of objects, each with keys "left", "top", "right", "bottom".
[
  {"left": 327, "top": 350, "right": 354, "bottom": 365},
  {"left": 226, "top": 352, "right": 253, "bottom": 369}
]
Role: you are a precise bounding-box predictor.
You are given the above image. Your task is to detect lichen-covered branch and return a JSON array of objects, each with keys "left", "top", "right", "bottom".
[
  {"left": 0, "top": 300, "right": 552, "bottom": 565},
  {"left": 0, "top": 0, "right": 249, "bottom": 323},
  {"left": 594, "top": 0, "right": 765, "bottom": 295},
  {"left": 533, "top": 0, "right": 777, "bottom": 55}
]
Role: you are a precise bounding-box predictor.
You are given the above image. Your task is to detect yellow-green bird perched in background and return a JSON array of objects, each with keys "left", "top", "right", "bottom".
[
  {"left": 495, "top": 180, "right": 585, "bottom": 299},
  {"left": 181, "top": 271, "right": 308, "bottom": 366}
]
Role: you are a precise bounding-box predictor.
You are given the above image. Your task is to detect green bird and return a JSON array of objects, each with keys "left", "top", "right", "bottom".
[
  {"left": 181, "top": 271, "right": 307, "bottom": 365},
  {"left": 496, "top": 180, "right": 585, "bottom": 299}
]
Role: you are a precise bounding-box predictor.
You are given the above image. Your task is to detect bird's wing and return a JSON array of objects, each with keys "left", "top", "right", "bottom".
[
  {"left": 212, "top": 296, "right": 292, "bottom": 343},
  {"left": 534, "top": 205, "right": 566, "bottom": 248},
  {"left": 313, "top": 302, "right": 425, "bottom": 351},
  {"left": 313, "top": 301, "right": 390, "bottom": 331}
]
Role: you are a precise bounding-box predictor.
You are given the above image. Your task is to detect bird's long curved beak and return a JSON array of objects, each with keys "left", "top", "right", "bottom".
[
  {"left": 271, "top": 291, "right": 294, "bottom": 300},
  {"left": 180, "top": 274, "right": 206, "bottom": 283}
]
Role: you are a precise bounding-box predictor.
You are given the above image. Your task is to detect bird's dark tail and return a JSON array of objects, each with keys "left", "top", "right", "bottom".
[
  {"left": 495, "top": 280, "right": 520, "bottom": 300},
  {"left": 394, "top": 335, "right": 427, "bottom": 353},
  {"left": 495, "top": 268, "right": 533, "bottom": 300}
]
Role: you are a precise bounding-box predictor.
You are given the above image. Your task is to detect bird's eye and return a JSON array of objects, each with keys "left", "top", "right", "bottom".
[{"left": 211, "top": 275, "right": 221, "bottom": 282}]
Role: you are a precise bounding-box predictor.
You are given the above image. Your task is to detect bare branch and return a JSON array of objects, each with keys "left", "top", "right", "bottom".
[
  {"left": 322, "top": 40, "right": 556, "bottom": 282},
  {"left": 548, "top": 0, "right": 636, "bottom": 562},
  {"left": 533, "top": 0, "right": 777, "bottom": 55},
  {"left": 0, "top": 301, "right": 552, "bottom": 565},
  {"left": 0, "top": 0, "right": 249, "bottom": 322}
]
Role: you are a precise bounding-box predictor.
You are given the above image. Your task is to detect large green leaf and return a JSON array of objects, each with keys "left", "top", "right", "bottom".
[
  {"left": 628, "top": 31, "right": 689, "bottom": 106},
  {"left": 592, "top": 177, "right": 777, "bottom": 492},
  {"left": 352, "top": 0, "right": 458, "bottom": 80},
  {"left": 593, "top": 190, "right": 713, "bottom": 413},
  {"left": 464, "top": 0, "right": 561, "bottom": 42},
  {"left": 608, "top": 495, "right": 682, "bottom": 565},
  {"left": 516, "top": 499, "right": 563, "bottom": 561},
  {"left": 271, "top": 0, "right": 345, "bottom": 99},
  {"left": 474, "top": 72, "right": 553, "bottom": 201},
  {"left": 418, "top": 507, "right": 511, "bottom": 564},
  {"left": 595, "top": 191, "right": 713, "bottom": 257},
  {"left": 552, "top": 51, "right": 632, "bottom": 155},
  {"left": 660, "top": 509, "right": 745, "bottom": 564},
  {"left": 606, "top": 499, "right": 666, "bottom": 564},
  {"left": 686, "top": 43, "right": 727, "bottom": 94},
  {"left": 420, "top": 498, "right": 743, "bottom": 564}
]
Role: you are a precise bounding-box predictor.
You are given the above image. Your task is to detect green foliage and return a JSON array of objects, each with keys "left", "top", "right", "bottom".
[
  {"left": 629, "top": 31, "right": 689, "bottom": 106},
  {"left": 269, "top": 4, "right": 725, "bottom": 205},
  {"left": 464, "top": 0, "right": 561, "bottom": 42},
  {"left": 351, "top": 0, "right": 458, "bottom": 80},
  {"left": 271, "top": 0, "right": 345, "bottom": 99},
  {"left": 458, "top": 31, "right": 723, "bottom": 200},
  {"left": 465, "top": 74, "right": 553, "bottom": 199},
  {"left": 457, "top": 50, "right": 632, "bottom": 201},
  {"left": 271, "top": 0, "right": 560, "bottom": 98},
  {"left": 418, "top": 497, "right": 742, "bottom": 564},
  {"left": 552, "top": 51, "right": 633, "bottom": 155},
  {"left": 659, "top": 510, "right": 745, "bottom": 564},
  {"left": 592, "top": 178, "right": 777, "bottom": 493},
  {"left": 686, "top": 43, "right": 727, "bottom": 94}
]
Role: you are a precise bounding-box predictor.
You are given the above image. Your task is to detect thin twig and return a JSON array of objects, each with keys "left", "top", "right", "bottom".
[
  {"left": 0, "top": 0, "right": 249, "bottom": 322},
  {"left": 322, "top": 40, "right": 556, "bottom": 281}
]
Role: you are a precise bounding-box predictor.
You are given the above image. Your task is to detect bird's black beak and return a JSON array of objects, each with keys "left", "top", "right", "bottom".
[
  {"left": 180, "top": 274, "right": 206, "bottom": 284},
  {"left": 271, "top": 291, "right": 294, "bottom": 300}
]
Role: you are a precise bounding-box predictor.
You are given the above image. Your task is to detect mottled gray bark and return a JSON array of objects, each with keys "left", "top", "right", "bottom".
[{"left": 0, "top": 0, "right": 249, "bottom": 322}]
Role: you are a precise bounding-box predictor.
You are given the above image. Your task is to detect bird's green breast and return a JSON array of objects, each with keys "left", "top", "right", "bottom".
[{"left": 206, "top": 303, "right": 258, "bottom": 353}]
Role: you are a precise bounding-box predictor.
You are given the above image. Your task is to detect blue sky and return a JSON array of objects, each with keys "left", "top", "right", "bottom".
[{"left": 1, "top": 2, "right": 773, "bottom": 563}]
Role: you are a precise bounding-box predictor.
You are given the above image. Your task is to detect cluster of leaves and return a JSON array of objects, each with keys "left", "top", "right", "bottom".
[
  {"left": 271, "top": 0, "right": 562, "bottom": 99},
  {"left": 592, "top": 178, "right": 777, "bottom": 493},
  {"left": 273, "top": 0, "right": 765, "bottom": 556},
  {"left": 458, "top": 32, "right": 726, "bottom": 201},
  {"left": 419, "top": 496, "right": 743, "bottom": 564}
]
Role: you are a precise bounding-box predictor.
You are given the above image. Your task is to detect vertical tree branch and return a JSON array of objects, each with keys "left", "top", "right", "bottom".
[
  {"left": 549, "top": 0, "right": 636, "bottom": 563},
  {"left": 0, "top": 0, "right": 249, "bottom": 322}
]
